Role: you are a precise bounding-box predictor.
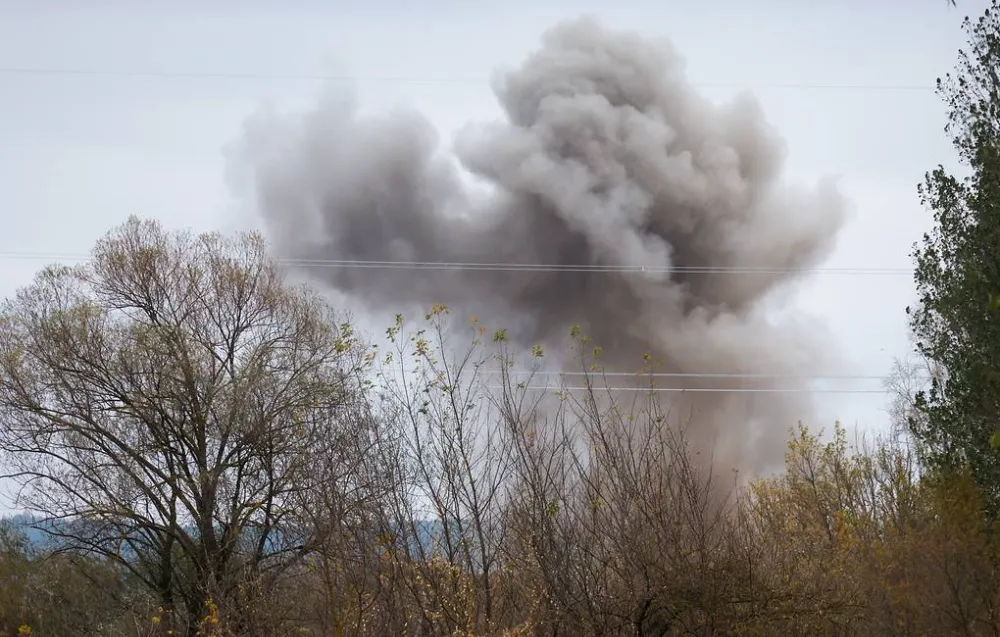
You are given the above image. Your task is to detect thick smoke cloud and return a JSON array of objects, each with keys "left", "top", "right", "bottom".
[{"left": 232, "top": 17, "right": 847, "bottom": 476}]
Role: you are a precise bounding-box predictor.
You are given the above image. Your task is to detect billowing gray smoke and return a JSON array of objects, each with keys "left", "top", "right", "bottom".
[{"left": 232, "top": 17, "right": 846, "bottom": 476}]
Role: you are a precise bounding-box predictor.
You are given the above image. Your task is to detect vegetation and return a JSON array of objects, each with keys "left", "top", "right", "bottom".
[
  {"left": 0, "top": 218, "right": 373, "bottom": 637},
  {"left": 3, "top": 3, "right": 1000, "bottom": 636},
  {"left": 907, "top": 1, "right": 1000, "bottom": 510},
  {"left": 0, "top": 219, "right": 995, "bottom": 636}
]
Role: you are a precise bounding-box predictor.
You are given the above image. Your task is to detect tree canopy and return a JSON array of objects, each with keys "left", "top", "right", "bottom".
[
  {"left": 908, "top": 1, "right": 1000, "bottom": 509},
  {"left": 0, "top": 218, "right": 371, "bottom": 634}
]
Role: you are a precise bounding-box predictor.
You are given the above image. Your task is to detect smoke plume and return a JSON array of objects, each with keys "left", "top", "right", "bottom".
[{"left": 232, "top": 17, "right": 847, "bottom": 476}]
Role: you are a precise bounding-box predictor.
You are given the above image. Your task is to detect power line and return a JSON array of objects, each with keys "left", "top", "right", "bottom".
[
  {"left": 280, "top": 258, "right": 914, "bottom": 276},
  {"left": 489, "top": 371, "right": 908, "bottom": 380},
  {"left": 486, "top": 385, "right": 889, "bottom": 394},
  {"left": 0, "top": 252, "right": 915, "bottom": 276},
  {"left": 0, "top": 66, "right": 937, "bottom": 92},
  {"left": 485, "top": 372, "right": 905, "bottom": 393}
]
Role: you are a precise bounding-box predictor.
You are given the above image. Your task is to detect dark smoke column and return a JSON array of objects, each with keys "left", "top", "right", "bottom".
[{"left": 231, "top": 17, "right": 847, "bottom": 476}]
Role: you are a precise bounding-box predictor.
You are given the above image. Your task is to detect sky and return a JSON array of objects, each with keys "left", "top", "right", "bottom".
[{"left": 0, "top": 0, "right": 986, "bottom": 451}]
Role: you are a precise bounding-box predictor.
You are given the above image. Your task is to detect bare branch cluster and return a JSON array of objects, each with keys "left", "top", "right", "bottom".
[{"left": 1, "top": 220, "right": 999, "bottom": 637}]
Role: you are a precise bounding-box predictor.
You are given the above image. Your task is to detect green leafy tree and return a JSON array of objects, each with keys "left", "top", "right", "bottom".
[{"left": 908, "top": 1, "right": 1000, "bottom": 510}]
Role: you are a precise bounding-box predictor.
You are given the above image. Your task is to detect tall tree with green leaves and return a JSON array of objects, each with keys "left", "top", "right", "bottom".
[{"left": 909, "top": 1, "right": 1000, "bottom": 509}]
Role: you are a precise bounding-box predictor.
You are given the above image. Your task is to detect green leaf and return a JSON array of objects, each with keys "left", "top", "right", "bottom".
[{"left": 991, "top": 431, "right": 1000, "bottom": 449}]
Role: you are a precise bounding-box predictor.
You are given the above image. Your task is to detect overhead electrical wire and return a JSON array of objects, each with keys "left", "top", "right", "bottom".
[
  {"left": 0, "top": 251, "right": 914, "bottom": 276},
  {"left": 484, "top": 385, "right": 890, "bottom": 394},
  {"left": 0, "top": 66, "right": 938, "bottom": 92},
  {"left": 484, "top": 371, "right": 916, "bottom": 394},
  {"left": 487, "top": 371, "right": 914, "bottom": 380},
  {"left": 277, "top": 258, "right": 913, "bottom": 276}
]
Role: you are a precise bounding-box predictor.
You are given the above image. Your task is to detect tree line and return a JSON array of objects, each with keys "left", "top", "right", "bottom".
[{"left": 4, "top": 2, "right": 1000, "bottom": 636}]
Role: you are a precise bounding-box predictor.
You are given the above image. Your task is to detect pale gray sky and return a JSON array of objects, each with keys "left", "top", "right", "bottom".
[{"left": 0, "top": 0, "right": 983, "bottom": 444}]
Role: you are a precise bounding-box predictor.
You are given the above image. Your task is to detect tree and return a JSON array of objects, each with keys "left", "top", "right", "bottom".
[
  {"left": 0, "top": 520, "right": 138, "bottom": 637},
  {"left": 0, "top": 218, "right": 370, "bottom": 634},
  {"left": 908, "top": 1, "right": 1000, "bottom": 510}
]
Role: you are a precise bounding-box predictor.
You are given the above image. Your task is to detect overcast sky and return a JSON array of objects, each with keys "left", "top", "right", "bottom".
[{"left": 0, "top": 0, "right": 985, "bottom": 450}]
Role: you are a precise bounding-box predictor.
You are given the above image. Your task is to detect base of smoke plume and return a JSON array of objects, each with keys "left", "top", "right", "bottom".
[{"left": 336, "top": 296, "right": 800, "bottom": 481}]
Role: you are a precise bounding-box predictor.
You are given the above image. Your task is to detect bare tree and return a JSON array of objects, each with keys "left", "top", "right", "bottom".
[
  {"left": 883, "top": 338, "right": 944, "bottom": 452},
  {"left": 0, "top": 217, "right": 369, "bottom": 635},
  {"left": 366, "top": 308, "right": 521, "bottom": 636}
]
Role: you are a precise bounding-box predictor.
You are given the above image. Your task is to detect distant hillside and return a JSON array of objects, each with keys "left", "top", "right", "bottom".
[
  {"left": 1, "top": 514, "right": 458, "bottom": 558},
  {"left": 1, "top": 513, "right": 64, "bottom": 547}
]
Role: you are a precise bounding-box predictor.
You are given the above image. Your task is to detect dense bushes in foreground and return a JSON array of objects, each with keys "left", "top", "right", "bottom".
[
  {"left": 0, "top": 220, "right": 996, "bottom": 636},
  {"left": 3, "top": 415, "right": 999, "bottom": 636},
  {"left": 2, "top": 311, "right": 999, "bottom": 636}
]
